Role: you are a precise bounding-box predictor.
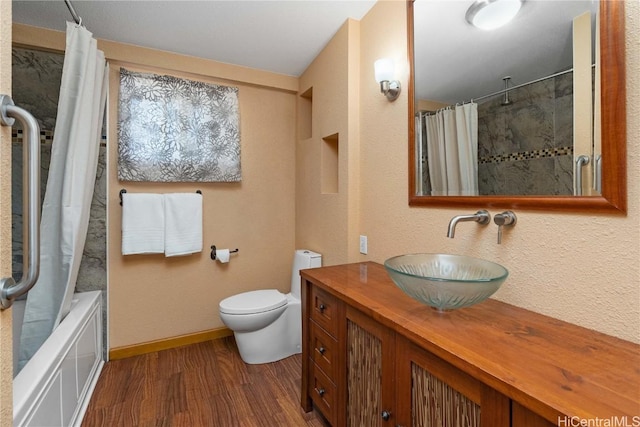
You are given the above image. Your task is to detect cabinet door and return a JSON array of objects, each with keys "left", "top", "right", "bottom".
[
  {"left": 346, "top": 307, "right": 396, "bottom": 427},
  {"left": 395, "top": 337, "right": 510, "bottom": 427},
  {"left": 512, "top": 402, "right": 556, "bottom": 427}
]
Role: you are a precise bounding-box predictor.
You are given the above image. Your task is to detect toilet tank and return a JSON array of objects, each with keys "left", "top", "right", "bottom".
[{"left": 290, "top": 249, "right": 322, "bottom": 299}]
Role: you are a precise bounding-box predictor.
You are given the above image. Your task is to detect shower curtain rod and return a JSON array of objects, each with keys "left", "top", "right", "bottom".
[
  {"left": 64, "top": 0, "right": 82, "bottom": 25},
  {"left": 467, "top": 67, "right": 575, "bottom": 104},
  {"left": 417, "top": 65, "right": 593, "bottom": 117}
]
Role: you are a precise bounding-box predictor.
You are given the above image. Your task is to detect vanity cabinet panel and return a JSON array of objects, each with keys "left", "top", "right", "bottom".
[
  {"left": 346, "top": 306, "right": 396, "bottom": 427},
  {"left": 511, "top": 402, "right": 556, "bottom": 427},
  {"left": 300, "top": 263, "right": 640, "bottom": 427},
  {"left": 395, "top": 336, "right": 510, "bottom": 427},
  {"left": 310, "top": 362, "right": 338, "bottom": 426},
  {"left": 309, "top": 320, "right": 338, "bottom": 380},
  {"left": 310, "top": 285, "right": 340, "bottom": 337},
  {"left": 301, "top": 278, "right": 347, "bottom": 425}
]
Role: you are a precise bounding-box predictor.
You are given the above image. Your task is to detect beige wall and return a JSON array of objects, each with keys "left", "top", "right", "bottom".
[
  {"left": 0, "top": 0, "right": 12, "bottom": 422},
  {"left": 13, "top": 25, "right": 299, "bottom": 349},
  {"left": 295, "top": 0, "right": 639, "bottom": 343},
  {"left": 357, "top": 0, "right": 639, "bottom": 343},
  {"left": 417, "top": 99, "right": 448, "bottom": 112},
  {"left": 107, "top": 62, "right": 298, "bottom": 349},
  {"left": 296, "top": 19, "right": 361, "bottom": 266}
]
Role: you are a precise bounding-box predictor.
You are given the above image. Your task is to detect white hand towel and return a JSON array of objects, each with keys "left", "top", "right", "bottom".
[
  {"left": 121, "top": 193, "right": 165, "bottom": 255},
  {"left": 164, "top": 193, "right": 203, "bottom": 257}
]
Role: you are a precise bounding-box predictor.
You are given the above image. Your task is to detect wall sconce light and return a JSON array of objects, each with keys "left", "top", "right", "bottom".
[{"left": 374, "top": 58, "right": 401, "bottom": 102}]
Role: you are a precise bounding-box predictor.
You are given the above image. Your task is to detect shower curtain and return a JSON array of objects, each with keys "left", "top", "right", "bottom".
[
  {"left": 19, "top": 22, "right": 107, "bottom": 369},
  {"left": 424, "top": 103, "right": 479, "bottom": 196}
]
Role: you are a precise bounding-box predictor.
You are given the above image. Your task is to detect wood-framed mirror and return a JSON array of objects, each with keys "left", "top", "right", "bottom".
[{"left": 407, "top": 0, "right": 626, "bottom": 213}]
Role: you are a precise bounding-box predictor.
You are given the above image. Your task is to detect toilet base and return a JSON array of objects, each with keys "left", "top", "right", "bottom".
[{"left": 233, "top": 299, "right": 301, "bottom": 364}]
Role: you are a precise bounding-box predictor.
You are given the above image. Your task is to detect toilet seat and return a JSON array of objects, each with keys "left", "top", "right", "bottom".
[{"left": 219, "top": 289, "right": 287, "bottom": 315}]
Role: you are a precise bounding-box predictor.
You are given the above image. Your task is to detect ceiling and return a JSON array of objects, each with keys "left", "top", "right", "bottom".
[
  {"left": 414, "top": 0, "right": 597, "bottom": 105},
  {"left": 12, "top": 0, "right": 597, "bottom": 102},
  {"left": 11, "top": 0, "right": 376, "bottom": 77}
]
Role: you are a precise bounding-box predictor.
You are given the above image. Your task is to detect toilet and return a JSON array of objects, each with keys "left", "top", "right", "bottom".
[{"left": 219, "top": 249, "right": 322, "bottom": 364}]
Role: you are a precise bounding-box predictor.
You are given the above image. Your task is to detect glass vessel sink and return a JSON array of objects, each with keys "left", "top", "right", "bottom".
[{"left": 384, "top": 253, "right": 508, "bottom": 311}]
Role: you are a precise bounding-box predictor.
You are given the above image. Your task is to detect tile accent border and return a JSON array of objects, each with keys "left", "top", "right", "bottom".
[
  {"left": 12, "top": 128, "right": 107, "bottom": 144},
  {"left": 11, "top": 128, "right": 54, "bottom": 144},
  {"left": 479, "top": 146, "right": 573, "bottom": 164}
]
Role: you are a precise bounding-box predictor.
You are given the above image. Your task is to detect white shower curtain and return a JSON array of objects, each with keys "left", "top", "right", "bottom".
[
  {"left": 19, "top": 22, "right": 107, "bottom": 369},
  {"left": 425, "top": 103, "right": 478, "bottom": 196}
]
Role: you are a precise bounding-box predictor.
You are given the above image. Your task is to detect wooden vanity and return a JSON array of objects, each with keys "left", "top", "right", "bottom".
[{"left": 300, "top": 262, "right": 640, "bottom": 426}]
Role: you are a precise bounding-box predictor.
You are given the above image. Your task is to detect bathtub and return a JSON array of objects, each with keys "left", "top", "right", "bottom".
[{"left": 12, "top": 291, "right": 104, "bottom": 427}]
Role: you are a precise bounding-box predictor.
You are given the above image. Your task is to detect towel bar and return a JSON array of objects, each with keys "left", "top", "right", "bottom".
[{"left": 119, "top": 188, "right": 202, "bottom": 206}]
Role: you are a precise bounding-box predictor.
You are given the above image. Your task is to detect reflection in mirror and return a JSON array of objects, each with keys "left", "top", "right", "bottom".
[
  {"left": 407, "top": 0, "right": 626, "bottom": 212},
  {"left": 416, "top": 0, "right": 597, "bottom": 197}
]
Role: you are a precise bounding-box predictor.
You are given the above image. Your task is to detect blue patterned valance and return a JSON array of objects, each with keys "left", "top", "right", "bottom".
[{"left": 118, "top": 68, "right": 241, "bottom": 182}]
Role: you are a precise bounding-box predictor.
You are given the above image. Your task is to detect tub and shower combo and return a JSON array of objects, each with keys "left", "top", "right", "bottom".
[
  {"left": 1, "top": 93, "right": 105, "bottom": 426},
  {"left": 1, "top": 3, "right": 108, "bottom": 423}
]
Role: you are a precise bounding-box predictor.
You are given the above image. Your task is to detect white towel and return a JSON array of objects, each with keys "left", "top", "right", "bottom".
[
  {"left": 164, "top": 193, "right": 203, "bottom": 257},
  {"left": 121, "top": 193, "right": 165, "bottom": 255}
]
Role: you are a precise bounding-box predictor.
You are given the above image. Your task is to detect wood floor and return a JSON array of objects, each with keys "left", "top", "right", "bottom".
[{"left": 82, "top": 337, "right": 329, "bottom": 426}]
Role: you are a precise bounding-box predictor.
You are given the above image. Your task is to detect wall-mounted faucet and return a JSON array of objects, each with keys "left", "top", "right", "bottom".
[
  {"left": 447, "top": 210, "right": 490, "bottom": 238},
  {"left": 494, "top": 211, "right": 517, "bottom": 244}
]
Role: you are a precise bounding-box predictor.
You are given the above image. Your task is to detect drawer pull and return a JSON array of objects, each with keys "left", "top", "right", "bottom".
[
  {"left": 319, "top": 303, "right": 326, "bottom": 313},
  {"left": 317, "top": 387, "right": 326, "bottom": 397},
  {"left": 318, "top": 346, "right": 326, "bottom": 355},
  {"left": 381, "top": 410, "right": 391, "bottom": 421}
]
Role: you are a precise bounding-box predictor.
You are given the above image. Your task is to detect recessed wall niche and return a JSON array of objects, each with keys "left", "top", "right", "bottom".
[
  {"left": 322, "top": 133, "right": 339, "bottom": 194},
  {"left": 299, "top": 87, "right": 313, "bottom": 140}
]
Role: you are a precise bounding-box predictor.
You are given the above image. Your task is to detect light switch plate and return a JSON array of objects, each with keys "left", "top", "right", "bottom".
[{"left": 359, "top": 235, "right": 368, "bottom": 255}]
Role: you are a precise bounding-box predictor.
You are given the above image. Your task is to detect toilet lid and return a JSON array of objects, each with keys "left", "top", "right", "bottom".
[{"left": 219, "top": 289, "right": 287, "bottom": 315}]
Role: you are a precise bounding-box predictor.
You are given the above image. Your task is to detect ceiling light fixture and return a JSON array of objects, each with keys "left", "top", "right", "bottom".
[
  {"left": 466, "top": 0, "right": 523, "bottom": 31},
  {"left": 374, "top": 58, "right": 401, "bottom": 102}
]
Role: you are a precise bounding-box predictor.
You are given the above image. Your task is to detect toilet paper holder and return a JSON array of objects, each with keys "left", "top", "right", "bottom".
[{"left": 210, "top": 245, "right": 239, "bottom": 260}]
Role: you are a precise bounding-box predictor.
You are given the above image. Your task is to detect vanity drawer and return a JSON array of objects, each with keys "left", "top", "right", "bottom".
[
  {"left": 310, "top": 360, "right": 337, "bottom": 426},
  {"left": 310, "top": 320, "right": 338, "bottom": 380},
  {"left": 310, "top": 286, "right": 339, "bottom": 337}
]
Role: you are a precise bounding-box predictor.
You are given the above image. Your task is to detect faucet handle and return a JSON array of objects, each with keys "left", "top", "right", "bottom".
[
  {"left": 494, "top": 211, "right": 516, "bottom": 244},
  {"left": 494, "top": 211, "right": 516, "bottom": 226},
  {"left": 475, "top": 210, "right": 491, "bottom": 225}
]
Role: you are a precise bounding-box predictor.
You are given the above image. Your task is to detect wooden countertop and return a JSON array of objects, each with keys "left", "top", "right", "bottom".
[{"left": 301, "top": 262, "right": 640, "bottom": 424}]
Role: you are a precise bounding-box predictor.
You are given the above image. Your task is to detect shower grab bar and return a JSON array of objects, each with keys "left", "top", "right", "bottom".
[
  {"left": 574, "top": 154, "right": 590, "bottom": 196},
  {"left": 0, "top": 95, "right": 41, "bottom": 309},
  {"left": 594, "top": 154, "right": 602, "bottom": 194}
]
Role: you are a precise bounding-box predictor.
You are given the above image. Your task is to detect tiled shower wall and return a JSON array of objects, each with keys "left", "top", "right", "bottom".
[
  {"left": 419, "top": 73, "right": 575, "bottom": 196},
  {"left": 476, "top": 72, "right": 574, "bottom": 195},
  {"left": 11, "top": 47, "right": 107, "bottom": 345}
]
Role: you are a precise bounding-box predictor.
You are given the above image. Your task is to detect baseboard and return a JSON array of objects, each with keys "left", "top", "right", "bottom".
[{"left": 109, "top": 327, "right": 233, "bottom": 360}]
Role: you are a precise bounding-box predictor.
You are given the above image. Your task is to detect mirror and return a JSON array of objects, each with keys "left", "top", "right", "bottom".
[{"left": 408, "top": 0, "right": 626, "bottom": 212}]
